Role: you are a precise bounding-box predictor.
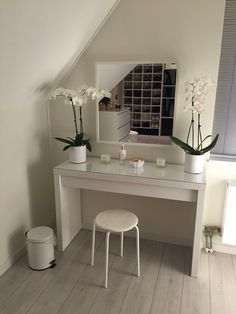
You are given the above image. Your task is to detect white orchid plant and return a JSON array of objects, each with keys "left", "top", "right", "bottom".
[
  {"left": 51, "top": 86, "right": 111, "bottom": 152},
  {"left": 170, "top": 77, "right": 219, "bottom": 155}
]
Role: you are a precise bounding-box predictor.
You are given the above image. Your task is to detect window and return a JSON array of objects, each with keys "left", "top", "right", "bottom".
[{"left": 212, "top": 0, "right": 236, "bottom": 158}]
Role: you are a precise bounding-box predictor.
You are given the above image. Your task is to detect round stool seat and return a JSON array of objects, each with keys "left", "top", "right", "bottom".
[{"left": 95, "top": 209, "right": 138, "bottom": 233}]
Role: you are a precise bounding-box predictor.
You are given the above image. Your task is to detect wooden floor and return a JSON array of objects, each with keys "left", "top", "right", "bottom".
[{"left": 0, "top": 230, "right": 236, "bottom": 314}]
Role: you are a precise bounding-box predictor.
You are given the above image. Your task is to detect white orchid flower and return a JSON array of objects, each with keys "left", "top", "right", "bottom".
[
  {"left": 171, "top": 76, "right": 218, "bottom": 156},
  {"left": 77, "top": 85, "right": 89, "bottom": 97},
  {"left": 184, "top": 77, "right": 214, "bottom": 114},
  {"left": 51, "top": 87, "right": 77, "bottom": 101},
  {"left": 51, "top": 87, "right": 64, "bottom": 99},
  {"left": 85, "top": 86, "right": 96, "bottom": 96},
  {"left": 91, "top": 90, "right": 101, "bottom": 100},
  {"left": 100, "top": 89, "right": 111, "bottom": 98},
  {"left": 50, "top": 84, "right": 113, "bottom": 153},
  {"left": 72, "top": 96, "right": 87, "bottom": 107},
  {"left": 63, "top": 98, "right": 71, "bottom": 105}
]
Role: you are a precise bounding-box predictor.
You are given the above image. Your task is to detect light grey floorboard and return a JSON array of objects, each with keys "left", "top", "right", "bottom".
[
  {"left": 149, "top": 244, "right": 186, "bottom": 314},
  {"left": 1, "top": 230, "right": 236, "bottom": 314},
  {"left": 209, "top": 252, "right": 236, "bottom": 314},
  {"left": 119, "top": 240, "right": 164, "bottom": 314},
  {"left": 0, "top": 255, "right": 31, "bottom": 307},
  {"left": 181, "top": 249, "right": 210, "bottom": 314},
  {"left": 27, "top": 231, "right": 104, "bottom": 314},
  {"left": 0, "top": 230, "right": 89, "bottom": 314},
  {"left": 88, "top": 236, "right": 141, "bottom": 314},
  {"left": 58, "top": 234, "right": 120, "bottom": 314}
]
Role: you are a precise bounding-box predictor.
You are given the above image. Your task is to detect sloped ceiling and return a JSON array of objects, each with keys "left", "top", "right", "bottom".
[
  {"left": 0, "top": 0, "right": 120, "bottom": 105},
  {"left": 97, "top": 63, "right": 136, "bottom": 91}
]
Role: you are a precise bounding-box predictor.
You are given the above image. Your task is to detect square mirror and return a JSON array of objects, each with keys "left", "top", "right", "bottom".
[{"left": 96, "top": 62, "right": 177, "bottom": 145}]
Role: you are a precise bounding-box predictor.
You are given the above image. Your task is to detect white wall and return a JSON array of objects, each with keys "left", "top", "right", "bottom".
[
  {"left": 0, "top": 0, "right": 119, "bottom": 275},
  {"left": 97, "top": 63, "right": 136, "bottom": 90},
  {"left": 50, "top": 0, "right": 226, "bottom": 245},
  {"left": 204, "top": 160, "right": 236, "bottom": 226}
]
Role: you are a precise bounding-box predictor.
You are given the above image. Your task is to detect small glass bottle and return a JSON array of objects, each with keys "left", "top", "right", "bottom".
[{"left": 119, "top": 145, "right": 126, "bottom": 165}]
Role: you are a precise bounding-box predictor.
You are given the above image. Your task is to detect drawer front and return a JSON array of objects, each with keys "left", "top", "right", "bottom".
[
  {"left": 118, "top": 123, "right": 130, "bottom": 141},
  {"left": 117, "top": 110, "right": 130, "bottom": 128}
]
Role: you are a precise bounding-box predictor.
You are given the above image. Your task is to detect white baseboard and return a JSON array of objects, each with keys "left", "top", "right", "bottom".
[
  {"left": 82, "top": 222, "right": 192, "bottom": 247},
  {"left": 0, "top": 245, "right": 26, "bottom": 278},
  {"left": 85, "top": 222, "right": 236, "bottom": 254},
  {"left": 137, "top": 230, "right": 192, "bottom": 247}
]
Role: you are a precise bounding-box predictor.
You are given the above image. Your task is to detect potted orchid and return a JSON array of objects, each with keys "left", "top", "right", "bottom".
[
  {"left": 170, "top": 77, "right": 219, "bottom": 173},
  {"left": 51, "top": 86, "right": 111, "bottom": 163}
]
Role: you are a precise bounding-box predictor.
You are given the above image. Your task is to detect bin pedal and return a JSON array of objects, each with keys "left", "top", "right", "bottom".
[{"left": 49, "top": 259, "right": 56, "bottom": 268}]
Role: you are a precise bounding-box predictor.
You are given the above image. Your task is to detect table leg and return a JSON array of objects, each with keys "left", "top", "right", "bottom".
[
  {"left": 54, "top": 173, "right": 82, "bottom": 251},
  {"left": 191, "top": 189, "right": 205, "bottom": 277}
]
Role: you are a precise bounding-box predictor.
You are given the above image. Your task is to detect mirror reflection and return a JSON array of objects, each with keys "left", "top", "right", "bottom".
[{"left": 97, "top": 62, "right": 177, "bottom": 144}]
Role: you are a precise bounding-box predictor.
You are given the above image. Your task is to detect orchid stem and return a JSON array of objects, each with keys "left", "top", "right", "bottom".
[
  {"left": 197, "top": 114, "right": 200, "bottom": 147},
  {"left": 191, "top": 111, "right": 195, "bottom": 148},
  {"left": 79, "top": 106, "right": 83, "bottom": 134},
  {"left": 186, "top": 122, "right": 192, "bottom": 144},
  {"left": 198, "top": 114, "right": 203, "bottom": 149},
  {"left": 71, "top": 101, "right": 79, "bottom": 136}
]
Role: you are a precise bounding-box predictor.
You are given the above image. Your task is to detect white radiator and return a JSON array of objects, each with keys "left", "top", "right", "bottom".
[{"left": 222, "top": 180, "right": 236, "bottom": 246}]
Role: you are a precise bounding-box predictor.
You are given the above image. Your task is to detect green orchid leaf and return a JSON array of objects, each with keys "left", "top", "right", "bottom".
[
  {"left": 170, "top": 136, "right": 196, "bottom": 154},
  {"left": 63, "top": 144, "right": 72, "bottom": 151},
  {"left": 196, "top": 135, "right": 212, "bottom": 150},
  {"left": 202, "top": 134, "right": 212, "bottom": 142},
  {"left": 66, "top": 137, "right": 76, "bottom": 142},
  {"left": 198, "top": 134, "right": 219, "bottom": 154},
  {"left": 54, "top": 137, "right": 74, "bottom": 145},
  {"left": 83, "top": 139, "right": 92, "bottom": 152},
  {"left": 75, "top": 133, "right": 84, "bottom": 146}
]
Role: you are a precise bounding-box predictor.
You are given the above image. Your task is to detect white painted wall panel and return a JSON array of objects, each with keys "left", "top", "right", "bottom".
[{"left": 0, "top": 0, "right": 119, "bottom": 275}]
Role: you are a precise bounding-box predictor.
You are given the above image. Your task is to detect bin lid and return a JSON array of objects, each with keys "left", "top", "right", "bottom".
[{"left": 27, "top": 226, "right": 54, "bottom": 243}]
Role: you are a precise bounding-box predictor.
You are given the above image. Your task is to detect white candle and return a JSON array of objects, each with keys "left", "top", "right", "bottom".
[
  {"left": 100, "top": 154, "right": 111, "bottom": 163},
  {"left": 156, "top": 158, "right": 165, "bottom": 168}
]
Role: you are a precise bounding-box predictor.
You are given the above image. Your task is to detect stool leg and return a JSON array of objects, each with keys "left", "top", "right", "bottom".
[
  {"left": 120, "top": 232, "right": 124, "bottom": 258},
  {"left": 91, "top": 222, "right": 96, "bottom": 266},
  {"left": 135, "top": 226, "right": 140, "bottom": 277},
  {"left": 105, "top": 231, "right": 110, "bottom": 288}
]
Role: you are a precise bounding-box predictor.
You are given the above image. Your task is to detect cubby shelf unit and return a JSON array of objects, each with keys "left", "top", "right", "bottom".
[{"left": 123, "top": 63, "right": 176, "bottom": 136}]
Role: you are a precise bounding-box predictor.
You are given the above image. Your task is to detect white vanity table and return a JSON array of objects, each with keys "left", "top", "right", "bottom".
[{"left": 54, "top": 157, "right": 206, "bottom": 277}]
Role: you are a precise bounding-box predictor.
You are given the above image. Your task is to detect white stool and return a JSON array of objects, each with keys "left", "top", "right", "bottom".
[{"left": 91, "top": 209, "right": 140, "bottom": 288}]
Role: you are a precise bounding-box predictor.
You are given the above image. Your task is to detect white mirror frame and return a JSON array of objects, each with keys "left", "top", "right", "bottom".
[{"left": 95, "top": 61, "right": 178, "bottom": 147}]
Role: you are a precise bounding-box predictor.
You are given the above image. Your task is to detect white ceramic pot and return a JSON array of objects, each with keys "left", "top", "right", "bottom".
[
  {"left": 184, "top": 153, "right": 205, "bottom": 174},
  {"left": 69, "top": 145, "right": 86, "bottom": 163}
]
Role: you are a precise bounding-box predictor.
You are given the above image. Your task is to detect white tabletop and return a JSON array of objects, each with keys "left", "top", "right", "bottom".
[{"left": 55, "top": 157, "right": 206, "bottom": 186}]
